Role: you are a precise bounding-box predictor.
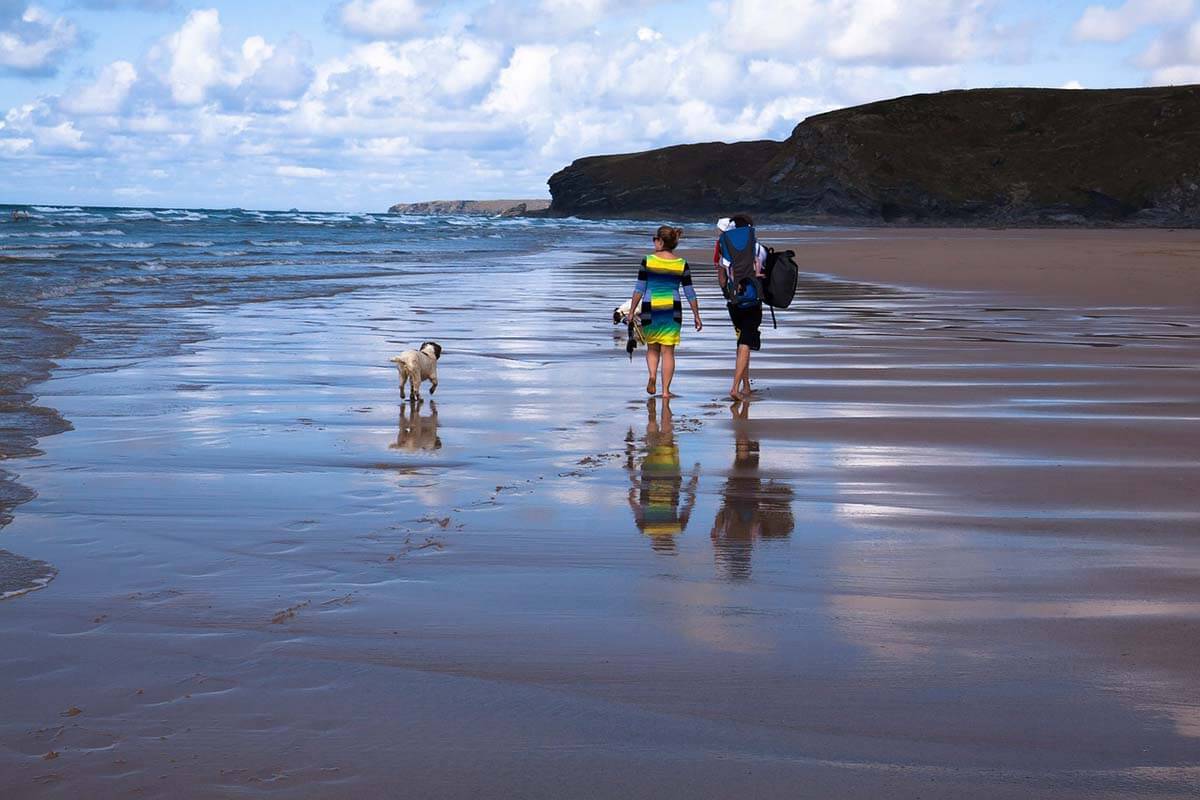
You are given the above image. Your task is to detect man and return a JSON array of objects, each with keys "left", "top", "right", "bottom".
[{"left": 714, "top": 214, "right": 766, "bottom": 400}]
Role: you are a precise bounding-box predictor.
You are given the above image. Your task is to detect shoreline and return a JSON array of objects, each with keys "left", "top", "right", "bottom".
[{"left": 0, "top": 304, "right": 77, "bottom": 600}]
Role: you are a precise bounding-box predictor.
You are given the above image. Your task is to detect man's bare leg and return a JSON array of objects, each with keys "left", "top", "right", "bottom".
[{"left": 729, "top": 344, "right": 751, "bottom": 399}]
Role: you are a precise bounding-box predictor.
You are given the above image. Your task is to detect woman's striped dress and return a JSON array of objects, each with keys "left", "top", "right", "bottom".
[{"left": 635, "top": 254, "right": 696, "bottom": 346}]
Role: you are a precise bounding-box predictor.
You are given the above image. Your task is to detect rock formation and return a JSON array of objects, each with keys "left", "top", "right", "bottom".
[
  {"left": 387, "top": 199, "right": 550, "bottom": 216},
  {"left": 548, "top": 86, "right": 1200, "bottom": 225}
]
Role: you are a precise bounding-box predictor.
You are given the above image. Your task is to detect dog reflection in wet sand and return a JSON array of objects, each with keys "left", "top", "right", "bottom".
[
  {"left": 626, "top": 397, "right": 699, "bottom": 553},
  {"left": 711, "top": 399, "right": 794, "bottom": 580},
  {"left": 390, "top": 400, "right": 441, "bottom": 452}
]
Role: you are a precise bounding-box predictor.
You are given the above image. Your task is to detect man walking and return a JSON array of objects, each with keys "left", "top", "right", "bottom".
[{"left": 714, "top": 215, "right": 766, "bottom": 400}]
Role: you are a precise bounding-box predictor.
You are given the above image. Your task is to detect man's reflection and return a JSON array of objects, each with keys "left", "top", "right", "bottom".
[
  {"left": 390, "top": 400, "right": 441, "bottom": 452},
  {"left": 711, "top": 399, "right": 794, "bottom": 580},
  {"left": 626, "top": 397, "right": 699, "bottom": 554}
]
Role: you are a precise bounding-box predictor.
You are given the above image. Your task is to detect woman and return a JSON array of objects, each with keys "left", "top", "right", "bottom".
[{"left": 629, "top": 226, "right": 702, "bottom": 398}]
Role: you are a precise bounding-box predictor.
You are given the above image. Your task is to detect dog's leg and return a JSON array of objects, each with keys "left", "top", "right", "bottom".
[
  {"left": 398, "top": 366, "right": 407, "bottom": 398},
  {"left": 429, "top": 366, "right": 438, "bottom": 395}
]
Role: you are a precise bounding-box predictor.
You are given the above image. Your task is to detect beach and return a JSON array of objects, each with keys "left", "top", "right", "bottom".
[{"left": 1, "top": 217, "right": 1198, "bottom": 798}]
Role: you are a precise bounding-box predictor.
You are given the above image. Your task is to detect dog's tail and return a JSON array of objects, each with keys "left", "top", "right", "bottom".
[{"left": 389, "top": 356, "right": 402, "bottom": 363}]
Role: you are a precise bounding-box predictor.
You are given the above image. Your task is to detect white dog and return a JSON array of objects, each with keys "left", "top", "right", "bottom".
[
  {"left": 390, "top": 341, "right": 442, "bottom": 400},
  {"left": 613, "top": 300, "right": 645, "bottom": 359}
]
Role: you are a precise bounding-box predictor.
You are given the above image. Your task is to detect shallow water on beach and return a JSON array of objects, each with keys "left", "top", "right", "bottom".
[{"left": 1, "top": 210, "right": 1199, "bottom": 798}]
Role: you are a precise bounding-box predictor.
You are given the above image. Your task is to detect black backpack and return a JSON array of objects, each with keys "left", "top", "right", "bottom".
[{"left": 762, "top": 247, "right": 798, "bottom": 309}]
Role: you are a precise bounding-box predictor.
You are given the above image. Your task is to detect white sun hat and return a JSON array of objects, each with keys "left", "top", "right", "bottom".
[{"left": 717, "top": 217, "right": 734, "bottom": 232}]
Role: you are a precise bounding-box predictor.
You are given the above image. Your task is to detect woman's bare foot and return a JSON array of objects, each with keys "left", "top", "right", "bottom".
[
  {"left": 647, "top": 376, "right": 656, "bottom": 395},
  {"left": 661, "top": 390, "right": 673, "bottom": 399}
]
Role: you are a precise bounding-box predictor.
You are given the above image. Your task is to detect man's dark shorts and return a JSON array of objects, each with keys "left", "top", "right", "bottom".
[{"left": 727, "top": 302, "right": 762, "bottom": 351}]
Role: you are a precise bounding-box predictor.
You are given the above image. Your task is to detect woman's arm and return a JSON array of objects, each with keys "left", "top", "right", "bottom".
[
  {"left": 632, "top": 257, "right": 648, "bottom": 314},
  {"left": 682, "top": 262, "right": 703, "bottom": 331}
]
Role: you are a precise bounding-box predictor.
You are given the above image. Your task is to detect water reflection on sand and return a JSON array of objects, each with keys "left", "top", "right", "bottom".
[
  {"left": 625, "top": 397, "right": 699, "bottom": 554},
  {"left": 710, "top": 399, "right": 795, "bottom": 581}
]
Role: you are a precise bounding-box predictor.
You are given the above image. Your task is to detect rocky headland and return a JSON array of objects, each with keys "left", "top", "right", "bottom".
[
  {"left": 547, "top": 86, "right": 1200, "bottom": 225},
  {"left": 387, "top": 199, "right": 550, "bottom": 216}
]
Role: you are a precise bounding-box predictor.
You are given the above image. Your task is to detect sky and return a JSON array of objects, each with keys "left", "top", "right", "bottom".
[{"left": 0, "top": 0, "right": 1197, "bottom": 211}]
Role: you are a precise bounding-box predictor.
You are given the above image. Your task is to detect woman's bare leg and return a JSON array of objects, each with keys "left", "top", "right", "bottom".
[
  {"left": 661, "top": 345, "right": 676, "bottom": 398},
  {"left": 646, "top": 344, "right": 660, "bottom": 394}
]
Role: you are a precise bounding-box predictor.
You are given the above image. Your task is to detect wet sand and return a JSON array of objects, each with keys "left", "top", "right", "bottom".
[{"left": 1, "top": 229, "right": 1198, "bottom": 798}]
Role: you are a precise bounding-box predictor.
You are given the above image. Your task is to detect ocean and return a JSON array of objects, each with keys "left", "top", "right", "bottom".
[{"left": 0, "top": 204, "right": 641, "bottom": 598}]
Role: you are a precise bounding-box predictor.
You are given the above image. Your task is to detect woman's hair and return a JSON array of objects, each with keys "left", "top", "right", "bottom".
[
  {"left": 656, "top": 225, "right": 684, "bottom": 250},
  {"left": 731, "top": 214, "right": 755, "bottom": 228}
]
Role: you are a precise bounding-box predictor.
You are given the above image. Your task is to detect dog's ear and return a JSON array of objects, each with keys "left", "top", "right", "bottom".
[
  {"left": 613, "top": 308, "right": 622, "bottom": 324},
  {"left": 431, "top": 342, "right": 442, "bottom": 359}
]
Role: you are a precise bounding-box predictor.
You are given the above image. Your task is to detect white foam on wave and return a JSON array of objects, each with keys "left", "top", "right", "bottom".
[
  {"left": 0, "top": 573, "right": 56, "bottom": 601},
  {"left": 117, "top": 210, "right": 157, "bottom": 220},
  {"left": 87, "top": 229, "right": 126, "bottom": 236},
  {"left": 159, "top": 209, "right": 208, "bottom": 221},
  {"left": 248, "top": 240, "right": 303, "bottom": 247},
  {"left": 107, "top": 241, "right": 154, "bottom": 249},
  {"left": 2, "top": 249, "right": 60, "bottom": 259},
  {"left": 31, "top": 206, "right": 83, "bottom": 213},
  {"left": 178, "top": 240, "right": 215, "bottom": 247}
]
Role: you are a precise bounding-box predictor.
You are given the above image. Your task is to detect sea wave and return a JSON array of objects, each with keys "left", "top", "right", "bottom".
[
  {"left": 107, "top": 241, "right": 154, "bottom": 249},
  {"left": 247, "top": 239, "right": 303, "bottom": 247},
  {"left": 31, "top": 206, "right": 83, "bottom": 213}
]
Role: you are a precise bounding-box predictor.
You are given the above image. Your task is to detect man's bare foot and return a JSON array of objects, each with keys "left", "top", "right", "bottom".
[{"left": 647, "top": 376, "right": 656, "bottom": 395}]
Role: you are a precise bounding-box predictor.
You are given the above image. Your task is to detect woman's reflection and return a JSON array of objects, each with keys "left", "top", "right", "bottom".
[
  {"left": 711, "top": 399, "right": 795, "bottom": 580},
  {"left": 626, "top": 397, "right": 699, "bottom": 553},
  {"left": 390, "top": 400, "right": 441, "bottom": 452}
]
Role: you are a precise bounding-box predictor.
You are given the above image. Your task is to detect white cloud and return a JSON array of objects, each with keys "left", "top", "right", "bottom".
[
  {"left": 0, "top": 136, "right": 32, "bottom": 154},
  {"left": 276, "top": 165, "right": 330, "bottom": 177},
  {"left": 148, "top": 9, "right": 312, "bottom": 108},
  {"left": 1061, "top": 79, "right": 1085, "bottom": 89},
  {"left": 60, "top": 60, "right": 138, "bottom": 114},
  {"left": 1138, "top": 17, "right": 1200, "bottom": 82},
  {"left": 0, "top": 4, "right": 79, "bottom": 74},
  {"left": 724, "top": 0, "right": 825, "bottom": 53},
  {"left": 335, "top": 0, "right": 423, "bottom": 40},
  {"left": 829, "top": 0, "right": 987, "bottom": 65},
  {"left": 481, "top": 44, "right": 556, "bottom": 116},
  {"left": 1073, "top": 0, "right": 1193, "bottom": 43},
  {"left": 154, "top": 8, "right": 225, "bottom": 105},
  {"left": 36, "top": 120, "right": 87, "bottom": 151},
  {"left": 636, "top": 26, "right": 661, "bottom": 42},
  {"left": 723, "top": 0, "right": 997, "bottom": 66}
]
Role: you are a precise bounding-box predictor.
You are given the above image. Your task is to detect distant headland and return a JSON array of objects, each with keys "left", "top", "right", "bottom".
[
  {"left": 387, "top": 199, "right": 550, "bottom": 216},
  {"left": 547, "top": 85, "right": 1200, "bottom": 226}
]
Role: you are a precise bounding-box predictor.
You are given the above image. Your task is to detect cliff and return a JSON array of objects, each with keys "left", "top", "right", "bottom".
[
  {"left": 387, "top": 199, "right": 550, "bottom": 216},
  {"left": 547, "top": 86, "right": 1200, "bottom": 225}
]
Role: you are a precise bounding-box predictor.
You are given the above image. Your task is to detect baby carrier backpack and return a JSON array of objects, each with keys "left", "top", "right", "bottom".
[
  {"left": 719, "top": 225, "right": 759, "bottom": 288},
  {"left": 720, "top": 225, "right": 764, "bottom": 310}
]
